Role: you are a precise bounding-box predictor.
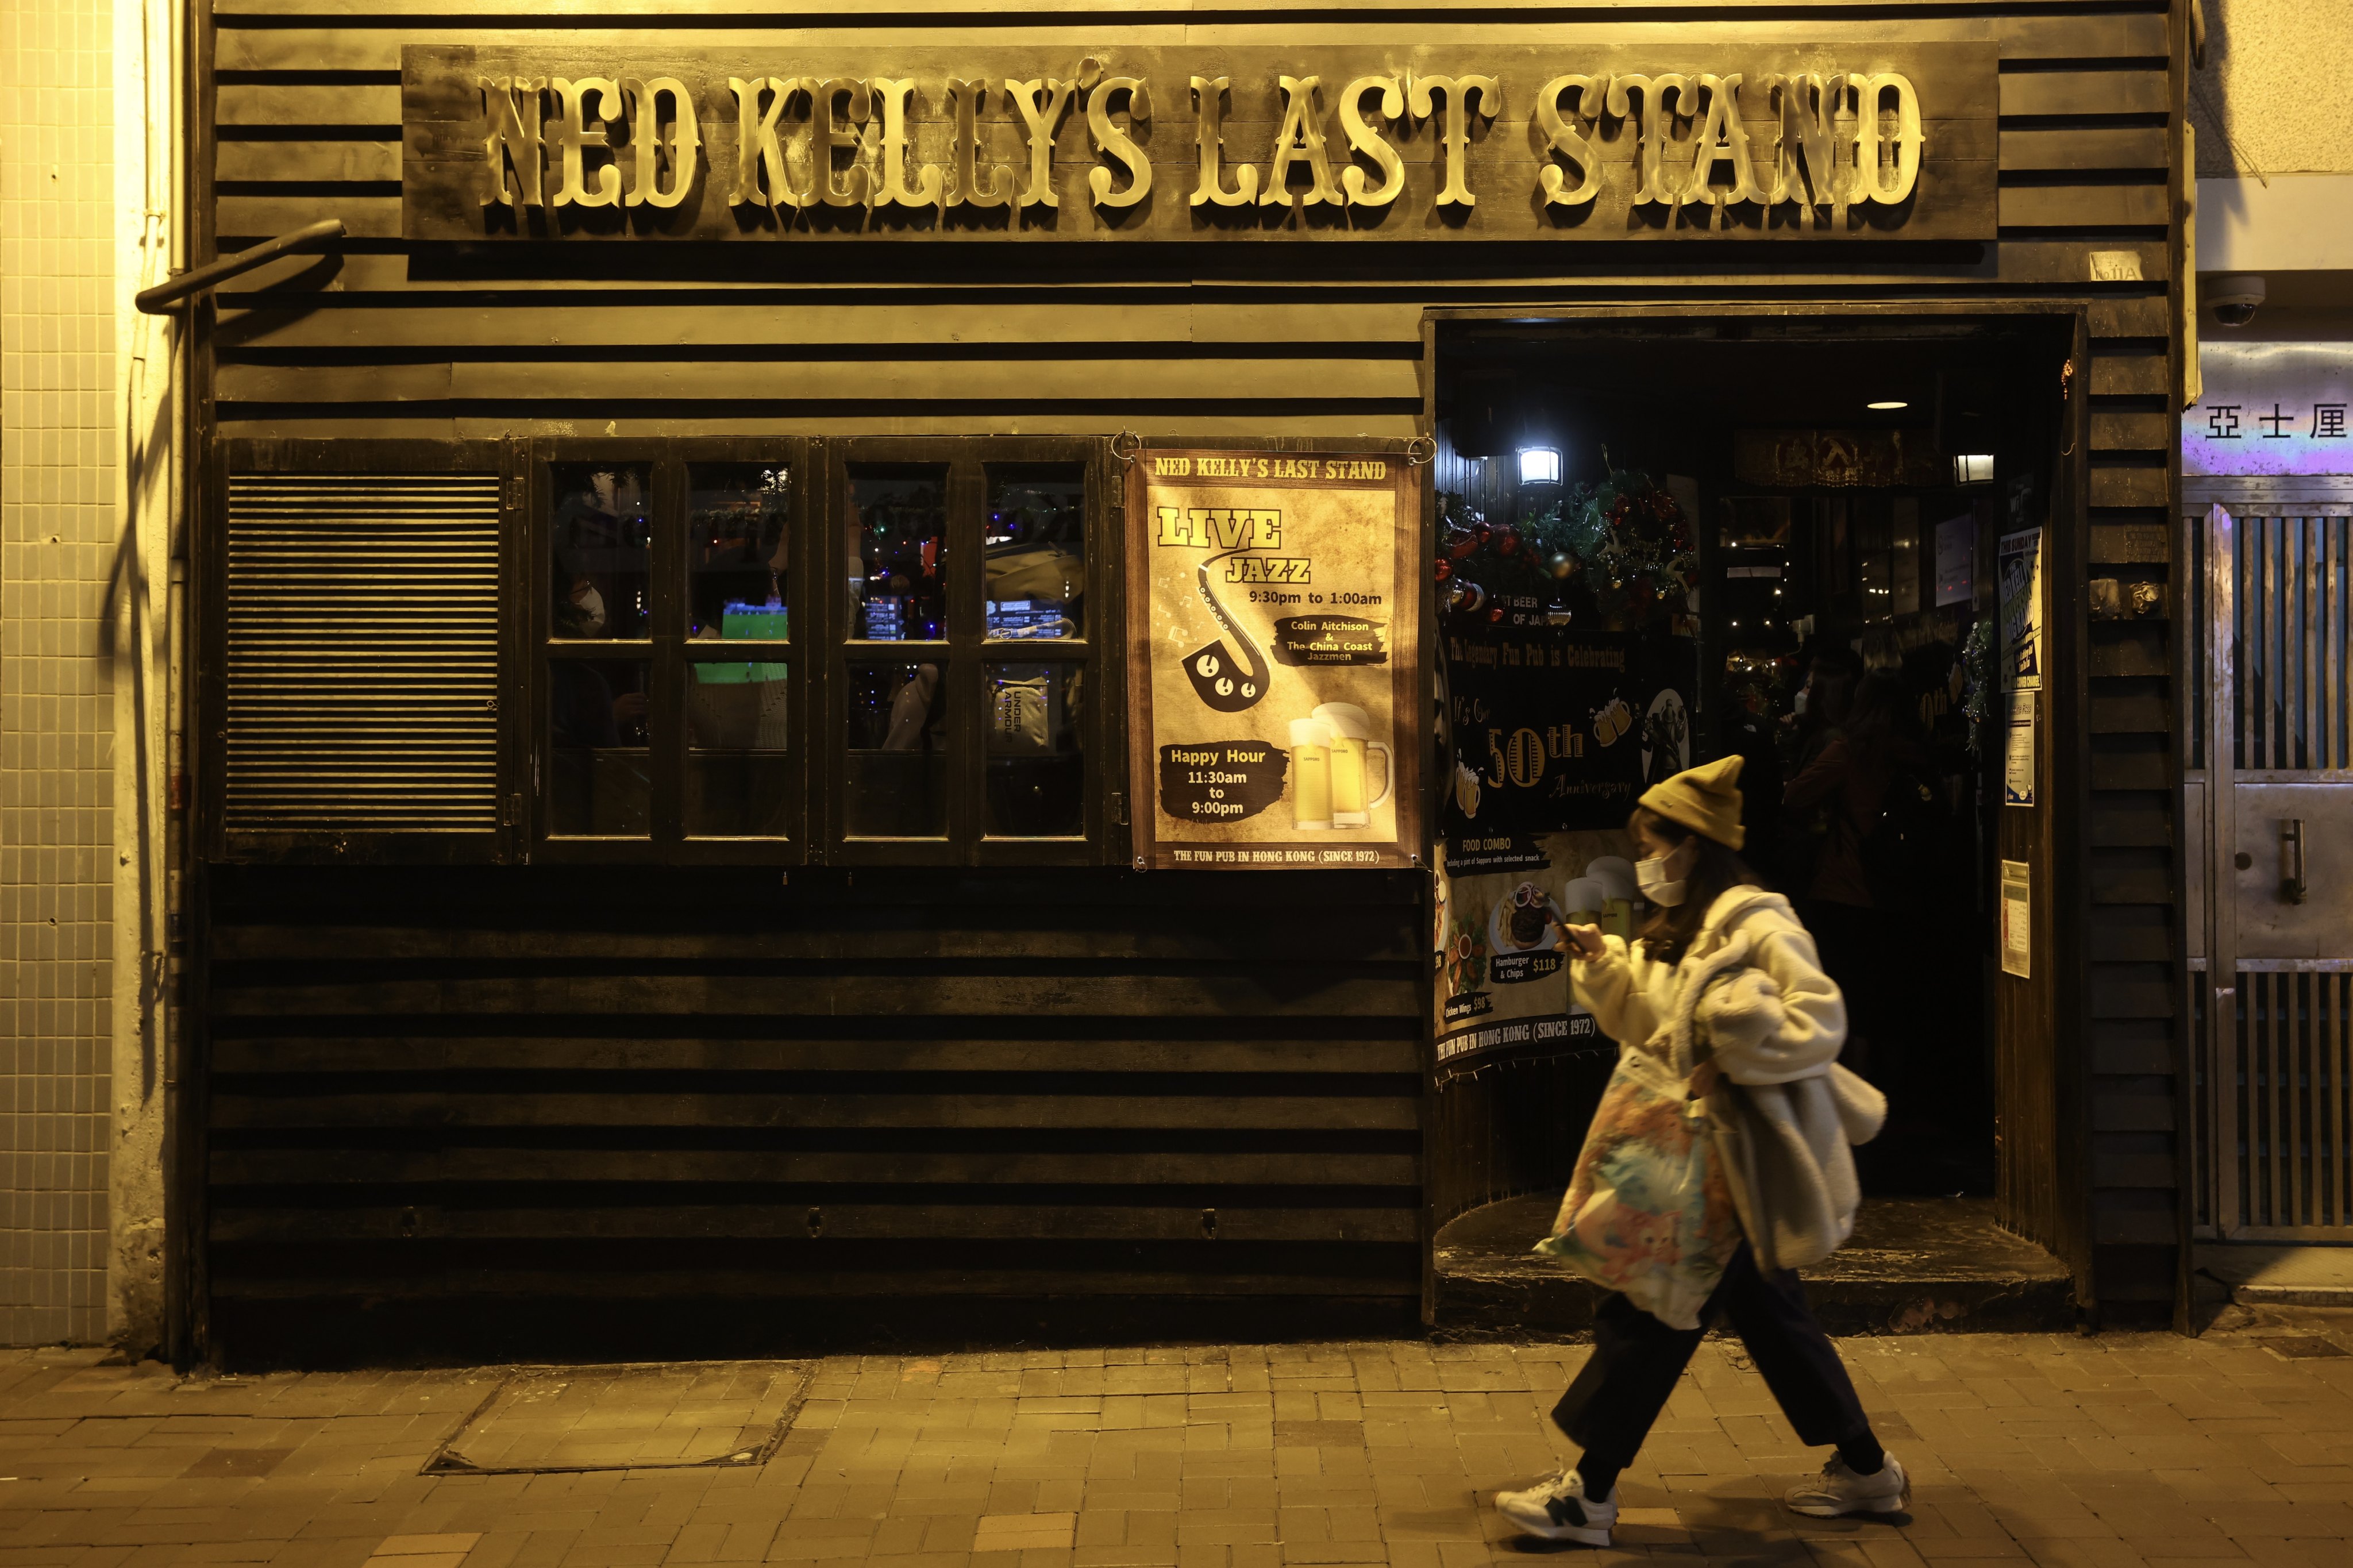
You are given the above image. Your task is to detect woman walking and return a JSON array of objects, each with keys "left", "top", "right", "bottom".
[{"left": 1495, "top": 755, "right": 1905, "bottom": 1546}]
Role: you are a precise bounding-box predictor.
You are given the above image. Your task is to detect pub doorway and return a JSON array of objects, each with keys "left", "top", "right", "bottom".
[{"left": 1428, "top": 312, "right": 2079, "bottom": 1330}]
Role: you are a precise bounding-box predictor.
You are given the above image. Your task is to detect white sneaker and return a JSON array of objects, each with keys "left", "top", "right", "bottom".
[
  {"left": 1785, "top": 1454, "right": 1911, "bottom": 1517},
  {"left": 1495, "top": 1468, "right": 1618, "bottom": 1545}
]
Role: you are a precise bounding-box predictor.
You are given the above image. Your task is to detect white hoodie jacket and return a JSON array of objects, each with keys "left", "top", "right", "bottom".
[{"left": 1569, "top": 885, "right": 1888, "bottom": 1271}]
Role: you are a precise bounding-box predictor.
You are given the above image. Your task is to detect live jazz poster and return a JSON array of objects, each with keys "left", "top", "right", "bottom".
[{"left": 1125, "top": 449, "right": 1421, "bottom": 870}]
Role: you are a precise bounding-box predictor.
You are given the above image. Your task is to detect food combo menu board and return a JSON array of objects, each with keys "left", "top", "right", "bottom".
[{"left": 1125, "top": 449, "right": 1422, "bottom": 870}]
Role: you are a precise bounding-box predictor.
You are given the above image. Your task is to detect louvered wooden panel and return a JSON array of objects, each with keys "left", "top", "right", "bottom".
[{"left": 224, "top": 475, "right": 502, "bottom": 831}]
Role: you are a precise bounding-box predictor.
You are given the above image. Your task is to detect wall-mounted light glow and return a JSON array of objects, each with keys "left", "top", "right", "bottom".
[
  {"left": 1953, "top": 453, "right": 1996, "bottom": 486},
  {"left": 1518, "top": 446, "right": 1563, "bottom": 486},
  {"left": 1867, "top": 399, "right": 1910, "bottom": 411}
]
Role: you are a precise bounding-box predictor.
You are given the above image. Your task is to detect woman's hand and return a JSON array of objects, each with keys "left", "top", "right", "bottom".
[{"left": 1557, "top": 923, "right": 1607, "bottom": 961}]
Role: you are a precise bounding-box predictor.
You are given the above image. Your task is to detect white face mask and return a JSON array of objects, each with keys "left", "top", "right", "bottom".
[
  {"left": 1636, "top": 838, "right": 1701, "bottom": 907},
  {"left": 570, "top": 583, "right": 607, "bottom": 635}
]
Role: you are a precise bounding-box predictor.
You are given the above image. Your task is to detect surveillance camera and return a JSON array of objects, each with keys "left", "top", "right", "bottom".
[{"left": 2209, "top": 274, "right": 2265, "bottom": 328}]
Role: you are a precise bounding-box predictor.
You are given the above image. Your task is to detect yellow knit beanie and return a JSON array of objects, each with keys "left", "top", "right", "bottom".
[{"left": 1638, "top": 754, "right": 1746, "bottom": 850}]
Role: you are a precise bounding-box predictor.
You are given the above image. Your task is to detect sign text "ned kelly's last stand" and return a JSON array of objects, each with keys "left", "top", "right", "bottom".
[{"left": 401, "top": 44, "right": 1998, "bottom": 242}]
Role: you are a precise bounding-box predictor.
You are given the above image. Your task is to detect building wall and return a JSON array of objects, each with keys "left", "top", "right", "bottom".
[
  {"left": 0, "top": 0, "right": 117, "bottom": 1346},
  {"left": 0, "top": 0, "right": 174, "bottom": 1353},
  {"left": 2189, "top": 0, "right": 2353, "bottom": 178},
  {"left": 202, "top": 1, "right": 2186, "bottom": 1328}
]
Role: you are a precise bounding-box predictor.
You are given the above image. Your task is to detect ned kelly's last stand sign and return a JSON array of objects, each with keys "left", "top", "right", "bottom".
[{"left": 402, "top": 44, "right": 1997, "bottom": 242}]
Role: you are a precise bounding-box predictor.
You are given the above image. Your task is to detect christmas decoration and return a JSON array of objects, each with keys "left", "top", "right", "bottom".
[
  {"left": 1961, "top": 618, "right": 1999, "bottom": 758},
  {"left": 1434, "top": 453, "right": 1697, "bottom": 631}
]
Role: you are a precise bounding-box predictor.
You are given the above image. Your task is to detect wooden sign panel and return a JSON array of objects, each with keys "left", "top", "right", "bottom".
[
  {"left": 1124, "top": 451, "right": 1422, "bottom": 871},
  {"left": 402, "top": 43, "right": 1997, "bottom": 244}
]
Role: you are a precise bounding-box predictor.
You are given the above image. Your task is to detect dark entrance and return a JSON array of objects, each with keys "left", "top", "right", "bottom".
[{"left": 1428, "top": 313, "right": 2081, "bottom": 1325}]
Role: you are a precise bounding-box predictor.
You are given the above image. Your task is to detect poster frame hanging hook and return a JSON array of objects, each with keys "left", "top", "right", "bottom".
[
  {"left": 1110, "top": 429, "right": 1145, "bottom": 465},
  {"left": 1404, "top": 435, "right": 1437, "bottom": 467}
]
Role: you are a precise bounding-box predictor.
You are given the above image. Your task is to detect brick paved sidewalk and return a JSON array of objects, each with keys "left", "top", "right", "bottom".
[{"left": 2, "top": 1307, "right": 2350, "bottom": 1568}]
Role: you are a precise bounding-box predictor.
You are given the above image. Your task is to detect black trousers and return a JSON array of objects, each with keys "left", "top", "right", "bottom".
[{"left": 1550, "top": 1243, "right": 1871, "bottom": 1471}]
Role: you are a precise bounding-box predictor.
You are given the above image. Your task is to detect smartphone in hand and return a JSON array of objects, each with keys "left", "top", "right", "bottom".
[{"left": 1557, "top": 923, "right": 1607, "bottom": 961}]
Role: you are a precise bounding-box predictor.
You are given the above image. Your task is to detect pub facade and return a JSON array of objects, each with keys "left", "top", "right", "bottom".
[{"left": 177, "top": 0, "right": 2198, "bottom": 1364}]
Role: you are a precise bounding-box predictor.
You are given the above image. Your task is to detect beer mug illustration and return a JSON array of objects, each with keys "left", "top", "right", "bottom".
[
  {"left": 1586, "top": 856, "right": 1636, "bottom": 939},
  {"left": 1311, "top": 702, "right": 1395, "bottom": 827},
  {"left": 1289, "top": 718, "right": 1336, "bottom": 830},
  {"left": 1562, "top": 876, "right": 1607, "bottom": 932},
  {"left": 1593, "top": 696, "right": 1634, "bottom": 747}
]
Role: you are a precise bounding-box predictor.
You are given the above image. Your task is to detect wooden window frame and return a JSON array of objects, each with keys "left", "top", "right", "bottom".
[
  {"left": 203, "top": 436, "right": 523, "bottom": 866},
  {"left": 201, "top": 434, "right": 1125, "bottom": 869},
  {"left": 821, "top": 436, "right": 1118, "bottom": 868},
  {"left": 527, "top": 436, "right": 814, "bottom": 866}
]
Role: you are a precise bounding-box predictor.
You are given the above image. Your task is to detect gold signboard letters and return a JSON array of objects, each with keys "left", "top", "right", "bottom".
[{"left": 406, "top": 44, "right": 1996, "bottom": 242}]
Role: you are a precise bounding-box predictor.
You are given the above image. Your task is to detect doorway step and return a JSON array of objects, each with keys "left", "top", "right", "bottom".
[
  {"left": 2194, "top": 1243, "right": 2353, "bottom": 1307},
  {"left": 1434, "top": 1195, "right": 2075, "bottom": 1338}
]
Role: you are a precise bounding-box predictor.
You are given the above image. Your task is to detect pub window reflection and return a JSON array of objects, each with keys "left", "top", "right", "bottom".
[
  {"left": 550, "top": 658, "right": 652, "bottom": 835},
  {"left": 985, "top": 661, "right": 1083, "bottom": 837},
  {"left": 687, "top": 462, "right": 790, "bottom": 639},
  {"left": 848, "top": 466, "right": 947, "bottom": 641},
  {"left": 687, "top": 656, "right": 790, "bottom": 837},
  {"left": 985, "top": 465, "right": 1085, "bottom": 639},
  {"left": 551, "top": 464, "right": 651, "bottom": 639},
  {"left": 845, "top": 662, "right": 949, "bottom": 837}
]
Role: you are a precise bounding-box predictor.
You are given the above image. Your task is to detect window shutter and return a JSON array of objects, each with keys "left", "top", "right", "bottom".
[{"left": 222, "top": 473, "right": 505, "bottom": 846}]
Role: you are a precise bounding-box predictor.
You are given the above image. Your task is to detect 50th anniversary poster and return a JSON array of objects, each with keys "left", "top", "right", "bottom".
[{"left": 1125, "top": 448, "right": 1422, "bottom": 870}]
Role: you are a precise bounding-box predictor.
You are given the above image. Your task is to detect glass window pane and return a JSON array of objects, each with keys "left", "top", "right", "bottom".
[
  {"left": 551, "top": 464, "right": 652, "bottom": 639},
  {"left": 986, "top": 465, "right": 1085, "bottom": 639},
  {"left": 549, "top": 659, "right": 651, "bottom": 835},
  {"left": 985, "top": 661, "right": 1083, "bottom": 837},
  {"left": 687, "top": 657, "right": 791, "bottom": 837},
  {"left": 845, "top": 661, "right": 950, "bottom": 837},
  {"left": 687, "top": 461, "right": 792, "bottom": 641},
  {"left": 847, "top": 466, "right": 947, "bottom": 641}
]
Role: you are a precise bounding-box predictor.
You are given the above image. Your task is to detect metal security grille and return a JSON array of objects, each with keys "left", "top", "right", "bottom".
[
  {"left": 2224, "top": 966, "right": 2353, "bottom": 1234},
  {"left": 225, "top": 475, "right": 502, "bottom": 831},
  {"left": 2233, "top": 514, "right": 2352, "bottom": 772},
  {"left": 2194, "top": 493, "right": 2353, "bottom": 1239}
]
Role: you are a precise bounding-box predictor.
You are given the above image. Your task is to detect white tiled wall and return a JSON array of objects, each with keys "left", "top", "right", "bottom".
[{"left": 0, "top": 0, "right": 117, "bottom": 1346}]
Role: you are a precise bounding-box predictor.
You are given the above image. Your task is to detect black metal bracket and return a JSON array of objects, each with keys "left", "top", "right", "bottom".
[{"left": 134, "top": 219, "right": 346, "bottom": 315}]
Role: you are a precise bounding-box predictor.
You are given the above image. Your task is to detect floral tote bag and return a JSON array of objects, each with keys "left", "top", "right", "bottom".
[{"left": 1534, "top": 1044, "right": 1743, "bottom": 1330}]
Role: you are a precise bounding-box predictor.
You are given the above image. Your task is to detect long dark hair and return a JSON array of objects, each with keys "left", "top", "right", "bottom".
[{"left": 1631, "top": 806, "right": 1762, "bottom": 965}]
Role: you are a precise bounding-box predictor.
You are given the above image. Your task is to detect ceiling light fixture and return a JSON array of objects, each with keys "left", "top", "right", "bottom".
[
  {"left": 1867, "top": 399, "right": 1909, "bottom": 411},
  {"left": 1517, "top": 446, "right": 1563, "bottom": 486}
]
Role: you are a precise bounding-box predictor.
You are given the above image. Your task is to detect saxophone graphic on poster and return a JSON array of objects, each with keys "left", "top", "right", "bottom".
[{"left": 1125, "top": 449, "right": 1422, "bottom": 870}]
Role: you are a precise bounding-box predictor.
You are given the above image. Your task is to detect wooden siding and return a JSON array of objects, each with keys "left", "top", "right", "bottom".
[
  {"left": 209, "top": 1, "right": 2173, "bottom": 445},
  {"left": 199, "top": 865, "right": 1426, "bottom": 1365},
  {"left": 200, "top": 0, "right": 2188, "bottom": 1324}
]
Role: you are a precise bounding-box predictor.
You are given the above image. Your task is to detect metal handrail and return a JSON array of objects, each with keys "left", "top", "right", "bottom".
[{"left": 134, "top": 218, "right": 347, "bottom": 315}]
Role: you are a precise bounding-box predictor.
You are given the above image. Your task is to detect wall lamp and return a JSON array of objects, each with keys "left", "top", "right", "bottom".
[{"left": 1517, "top": 446, "right": 1562, "bottom": 486}]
